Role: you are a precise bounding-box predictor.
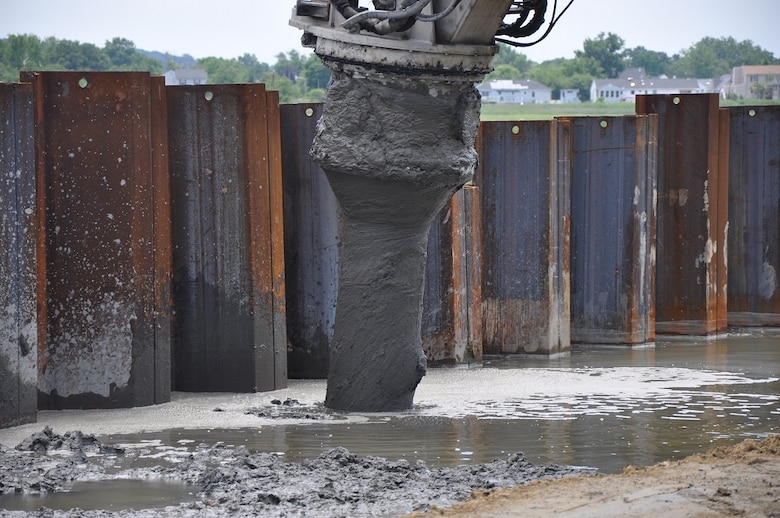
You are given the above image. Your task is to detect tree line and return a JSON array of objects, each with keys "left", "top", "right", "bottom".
[
  {"left": 491, "top": 33, "right": 778, "bottom": 100},
  {"left": 2, "top": 32, "right": 777, "bottom": 103},
  {"left": 0, "top": 34, "right": 330, "bottom": 103}
]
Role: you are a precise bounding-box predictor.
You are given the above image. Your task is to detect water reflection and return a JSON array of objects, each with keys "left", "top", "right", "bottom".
[{"left": 100, "top": 333, "right": 779, "bottom": 475}]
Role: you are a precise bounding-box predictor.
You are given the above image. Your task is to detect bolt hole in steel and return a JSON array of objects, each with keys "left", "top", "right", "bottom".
[
  {"left": 204, "top": 91, "right": 214, "bottom": 101},
  {"left": 511, "top": 125, "right": 520, "bottom": 135},
  {"left": 600, "top": 120, "right": 608, "bottom": 129},
  {"left": 78, "top": 77, "right": 88, "bottom": 89},
  {"left": 673, "top": 96, "right": 681, "bottom": 105},
  {"left": 305, "top": 107, "right": 315, "bottom": 117},
  {"left": 749, "top": 109, "right": 757, "bottom": 117}
]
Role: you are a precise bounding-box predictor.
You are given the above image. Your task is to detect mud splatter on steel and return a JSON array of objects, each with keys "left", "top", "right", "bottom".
[
  {"left": 566, "top": 115, "right": 658, "bottom": 345},
  {"left": 637, "top": 94, "right": 728, "bottom": 335},
  {"left": 22, "top": 72, "right": 172, "bottom": 409},
  {"left": 280, "top": 103, "right": 338, "bottom": 379},
  {"left": 0, "top": 83, "right": 38, "bottom": 427},
  {"left": 727, "top": 105, "right": 780, "bottom": 326},
  {"left": 475, "top": 120, "right": 571, "bottom": 356},
  {"left": 167, "top": 85, "right": 287, "bottom": 392}
]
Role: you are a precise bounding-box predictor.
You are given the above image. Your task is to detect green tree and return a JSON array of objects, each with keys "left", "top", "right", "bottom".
[
  {"left": 262, "top": 71, "right": 299, "bottom": 102},
  {"left": 45, "top": 39, "right": 110, "bottom": 70},
  {"left": 486, "top": 64, "right": 521, "bottom": 80},
  {"left": 529, "top": 56, "right": 601, "bottom": 100},
  {"left": 273, "top": 50, "right": 307, "bottom": 81},
  {"left": 576, "top": 32, "right": 625, "bottom": 78},
  {"left": 104, "top": 37, "right": 136, "bottom": 68},
  {"left": 492, "top": 44, "right": 534, "bottom": 76},
  {"left": 667, "top": 37, "right": 779, "bottom": 78},
  {"left": 624, "top": 46, "right": 670, "bottom": 77},
  {"left": 306, "top": 88, "right": 327, "bottom": 102},
  {"left": 198, "top": 56, "right": 249, "bottom": 83},
  {"left": 300, "top": 54, "right": 330, "bottom": 90},
  {"left": 237, "top": 53, "right": 270, "bottom": 82},
  {"left": 3, "top": 34, "right": 44, "bottom": 71}
]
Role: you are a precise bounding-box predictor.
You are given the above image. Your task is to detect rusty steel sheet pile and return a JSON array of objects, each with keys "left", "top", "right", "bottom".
[
  {"left": 567, "top": 115, "right": 658, "bottom": 345},
  {"left": 422, "top": 185, "right": 483, "bottom": 366},
  {"left": 0, "top": 83, "right": 38, "bottom": 427},
  {"left": 637, "top": 94, "right": 729, "bottom": 336},
  {"left": 167, "top": 84, "right": 287, "bottom": 393},
  {"left": 475, "top": 120, "right": 571, "bottom": 356},
  {"left": 21, "top": 71, "right": 172, "bottom": 409}
]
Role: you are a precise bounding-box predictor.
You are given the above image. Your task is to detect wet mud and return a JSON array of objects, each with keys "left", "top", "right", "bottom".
[{"left": 0, "top": 424, "right": 587, "bottom": 517}]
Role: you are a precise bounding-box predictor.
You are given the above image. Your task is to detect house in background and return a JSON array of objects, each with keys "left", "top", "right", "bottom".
[
  {"left": 728, "top": 65, "right": 780, "bottom": 99},
  {"left": 559, "top": 89, "right": 580, "bottom": 103},
  {"left": 164, "top": 69, "right": 208, "bottom": 86},
  {"left": 590, "top": 67, "right": 715, "bottom": 103},
  {"left": 478, "top": 79, "right": 552, "bottom": 104}
]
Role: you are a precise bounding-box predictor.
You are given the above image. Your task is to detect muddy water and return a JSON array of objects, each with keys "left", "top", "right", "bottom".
[
  {"left": 102, "top": 332, "right": 779, "bottom": 474},
  {"left": 0, "top": 480, "right": 197, "bottom": 513},
  {"left": 0, "top": 331, "right": 777, "bottom": 514}
]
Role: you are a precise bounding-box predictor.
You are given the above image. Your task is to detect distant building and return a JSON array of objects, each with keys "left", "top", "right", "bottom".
[
  {"left": 590, "top": 67, "right": 715, "bottom": 103},
  {"left": 477, "top": 79, "right": 552, "bottom": 104},
  {"left": 164, "top": 69, "right": 208, "bottom": 86},
  {"left": 728, "top": 65, "right": 780, "bottom": 100},
  {"left": 559, "top": 89, "right": 580, "bottom": 103}
]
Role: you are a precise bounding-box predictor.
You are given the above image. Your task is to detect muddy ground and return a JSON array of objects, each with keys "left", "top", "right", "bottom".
[
  {"left": 0, "top": 426, "right": 586, "bottom": 517},
  {"left": 1, "top": 428, "right": 778, "bottom": 517},
  {"left": 421, "top": 435, "right": 780, "bottom": 517}
]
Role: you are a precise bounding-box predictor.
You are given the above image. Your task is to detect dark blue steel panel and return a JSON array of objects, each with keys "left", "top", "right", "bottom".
[
  {"left": 727, "top": 105, "right": 780, "bottom": 325},
  {"left": 568, "top": 115, "right": 657, "bottom": 344},
  {"left": 281, "top": 103, "right": 339, "bottom": 379}
]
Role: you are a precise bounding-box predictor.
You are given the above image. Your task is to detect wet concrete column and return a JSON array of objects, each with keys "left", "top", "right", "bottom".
[
  {"left": 311, "top": 71, "right": 480, "bottom": 411},
  {"left": 0, "top": 83, "right": 37, "bottom": 428}
]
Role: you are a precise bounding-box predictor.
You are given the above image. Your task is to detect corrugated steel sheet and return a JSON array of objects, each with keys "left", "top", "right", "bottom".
[
  {"left": 167, "top": 84, "right": 287, "bottom": 392},
  {"left": 637, "top": 94, "right": 728, "bottom": 335},
  {"left": 567, "top": 115, "right": 658, "bottom": 344},
  {"left": 727, "top": 105, "right": 780, "bottom": 325},
  {"left": 22, "top": 71, "right": 171, "bottom": 409},
  {"left": 422, "top": 185, "right": 483, "bottom": 365},
  {"left": 0, "top": 82, "right": 38, "bottom": 426},
  {"left": 475, "top": 120, "right": 571, "bottom": 355},
  {"left": 280, "top": 103, "right": 338, "bottom": 379}
]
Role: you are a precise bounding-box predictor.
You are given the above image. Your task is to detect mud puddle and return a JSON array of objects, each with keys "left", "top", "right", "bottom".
[
  {"left": 0, "top": 331, "right": 777, "bottom": 516},
  {"left": 0, "top": 479, "right": 198, "bottom": 512}
]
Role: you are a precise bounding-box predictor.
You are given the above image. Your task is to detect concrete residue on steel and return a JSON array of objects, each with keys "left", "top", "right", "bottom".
[{"left": 310, "top": 68, "right": 481, "bottom": 411}]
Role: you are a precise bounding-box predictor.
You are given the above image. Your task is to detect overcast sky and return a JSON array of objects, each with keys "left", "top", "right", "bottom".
[{"left": 3, "top": 1, "right": 778, "bottom": 66}]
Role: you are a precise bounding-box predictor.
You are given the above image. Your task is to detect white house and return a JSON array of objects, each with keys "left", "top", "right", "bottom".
[
  {"left": 590, "top": 68, "right": 715, "bottom": 103},
  {"left": 559, "top": 89, "right": 580, "bottom": 103},
  {"left": 477, "top": 79, "right": 553, "bottom": 104},
  {"left": 164, "top": 69, "right": 208, "bottom": 86}
]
